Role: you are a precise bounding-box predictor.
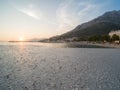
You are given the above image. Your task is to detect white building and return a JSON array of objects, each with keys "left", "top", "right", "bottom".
[
  {"left": 109, "top": 30, "right": 120, "bottom": 44},
  {"left": 109, "top": 30, "right": 120, "bottom": 37}
]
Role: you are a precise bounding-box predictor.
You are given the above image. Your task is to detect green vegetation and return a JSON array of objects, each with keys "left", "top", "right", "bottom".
[
  {"left": 111, "top": 34, "right": 119, "bottom": 41},
  {"left": 87, "top": 34, "right": 119, "bottom": 43},
  {"left": 88, "top": 34, "right": 111, "bottom": 42},
  {"left": 50, "top": 34, "right": 119, "bottom": 43}
]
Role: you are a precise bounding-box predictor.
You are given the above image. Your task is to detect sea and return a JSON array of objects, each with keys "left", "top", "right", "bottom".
[{"left": 0, "top": 42, "right": 120, "bottom": 90}]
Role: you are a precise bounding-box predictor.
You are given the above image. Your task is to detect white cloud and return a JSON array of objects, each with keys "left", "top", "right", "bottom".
[
  {"left": 13, "top": 3, "right": 58, "bottom": 25},
  {"left": 56, "top": 0, "right": 103, "bottom": 32},
  {"left": 18, "top": 8, "right": 41, "bottom": 20},
  {"left": 14, "top": 4, "right": 42, "bottom": 20},
  {"left": 56, "top": 0, "right": 76, "bottom": 31},
  {"left": 78, "top": 4, "right": 96, "bottom": 16}
]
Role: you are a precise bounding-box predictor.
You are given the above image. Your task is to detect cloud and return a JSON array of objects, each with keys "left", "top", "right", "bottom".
[
  {"left": 18, "top": 8, "right": 41, "bottom": 20},
  {"left": 78, "top": 4, "right": 96, "bottom": 16},
  {"left": 14, "top": 4, "right": 42, "bottom": 20},
  {"left": 56, "top": 0, "right": 104, "bottom": 32},
  {"left": 13, "top": 3, "right": 58, "bottom": 25},
  {"left": 56, "top": 0, "right": 76, "bottom": 31}
]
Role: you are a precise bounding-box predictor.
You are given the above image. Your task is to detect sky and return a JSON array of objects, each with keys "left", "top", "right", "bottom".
[{"left": 0, "top": 0, "right": 120, "bottom": 41}]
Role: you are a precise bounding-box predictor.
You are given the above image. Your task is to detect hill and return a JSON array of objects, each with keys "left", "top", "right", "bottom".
[{"left": 50, "top": 10, "right": 120, "bottom": 41}]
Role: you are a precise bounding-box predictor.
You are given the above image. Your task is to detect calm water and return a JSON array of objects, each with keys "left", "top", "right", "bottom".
[{"left": 0, "top": 42, "right": 120, "bottom": 90}]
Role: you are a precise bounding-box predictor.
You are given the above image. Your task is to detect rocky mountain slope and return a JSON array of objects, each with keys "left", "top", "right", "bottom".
[{"left": 50, "top": 10, "right": 120, "bottom": 40}]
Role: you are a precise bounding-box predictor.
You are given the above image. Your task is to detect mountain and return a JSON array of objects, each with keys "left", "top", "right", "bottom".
[{"left": 50, "top": 10, "right": 120, "bottom": 40}]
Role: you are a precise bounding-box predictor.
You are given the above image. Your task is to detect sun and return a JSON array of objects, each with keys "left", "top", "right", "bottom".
[{"left": 18, "top": 37, "right": 24, "bottom": 41}]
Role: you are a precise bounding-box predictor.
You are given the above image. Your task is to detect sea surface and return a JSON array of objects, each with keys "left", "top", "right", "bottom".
[{"left": 0, "top": 42, "right": 120, "bottom": 90}]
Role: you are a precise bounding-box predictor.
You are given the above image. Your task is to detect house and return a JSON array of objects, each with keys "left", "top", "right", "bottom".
[
  {"left": 114, "top": 40, "right": 120, "bottom": 44},
  {"left": 109, "top": 30, "right": 120, "bottom": 37}
]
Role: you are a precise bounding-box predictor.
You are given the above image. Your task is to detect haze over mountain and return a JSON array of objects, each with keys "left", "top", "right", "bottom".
[{"left": 50, "top": 10, "right": 120, "bottom": 40}]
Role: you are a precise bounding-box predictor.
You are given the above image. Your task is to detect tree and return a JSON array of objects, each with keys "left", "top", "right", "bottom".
[
  {"left": 88, "top": 34, "right": 110, "bottom": 42},
  {"left": 111, "top": 34, "right": 119, "bottom": 41},
  {"left": 101, "top": 34, "right": 111, "bottom": 42}
]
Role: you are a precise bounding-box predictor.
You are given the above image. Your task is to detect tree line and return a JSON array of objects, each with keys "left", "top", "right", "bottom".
[{"left": 88, "top": 34, "right": 119, "bottom": 42}]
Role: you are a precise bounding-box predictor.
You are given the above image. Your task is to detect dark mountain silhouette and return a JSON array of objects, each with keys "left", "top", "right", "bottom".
[{"left": 50, "top": 10, "right": 120, "bottom": 40}]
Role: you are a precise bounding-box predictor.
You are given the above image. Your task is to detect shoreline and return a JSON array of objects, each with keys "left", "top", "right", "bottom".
[
  {"left": 4, "top": 41, "right": 120, "bottom": 48},
  {"left": 41, "top": 41, "right": 120, "bottom": 48}
]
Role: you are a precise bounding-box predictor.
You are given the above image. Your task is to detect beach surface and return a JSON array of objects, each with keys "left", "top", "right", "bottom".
[{"left": 0, "top": 43, "right": 120, "bottom": 90}]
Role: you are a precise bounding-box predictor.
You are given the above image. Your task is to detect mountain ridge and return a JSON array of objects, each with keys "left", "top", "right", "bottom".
[{"left": 50, "top": 10, "right": 120, "bottom": 40}]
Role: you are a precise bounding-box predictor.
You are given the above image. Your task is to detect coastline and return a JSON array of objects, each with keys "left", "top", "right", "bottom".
[
  {"left": 40, "top": 41, "right": 120, "bottom": 48},
  {"left": 6, "top": 41, "right": 120, "bottom": 48},
  {"left": 70, "top": 42, "right": 120, "bottom": 48}
]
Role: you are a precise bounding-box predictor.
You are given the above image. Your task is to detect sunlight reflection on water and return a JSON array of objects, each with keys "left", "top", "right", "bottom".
[{"left": 0, "top": 42, "right": 109, "bottom": 48}]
